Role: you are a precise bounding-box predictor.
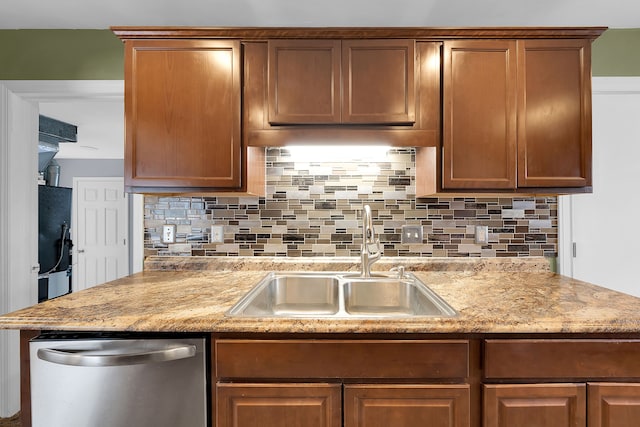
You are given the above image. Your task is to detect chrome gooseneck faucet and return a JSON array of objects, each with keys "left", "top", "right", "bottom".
[{"left": 360, "top": 204, "right": 381, "bottom": 277}]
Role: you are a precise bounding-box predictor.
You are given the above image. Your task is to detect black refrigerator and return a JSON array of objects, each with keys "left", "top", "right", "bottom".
[{"left": 38, "top": 185, "right": 72, "bottom": 302}]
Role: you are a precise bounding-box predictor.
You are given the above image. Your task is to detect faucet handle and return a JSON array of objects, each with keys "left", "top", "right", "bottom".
[
  {"left": 367, "top": 239, "right": 381, "bottom": 256},
  {"left": 390, "top": 265, "right": 405, "bottom": 279}
]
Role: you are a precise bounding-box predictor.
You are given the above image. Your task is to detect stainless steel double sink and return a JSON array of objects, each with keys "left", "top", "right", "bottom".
[{"left": 226, "top": 272, "right": 457, "bottom": 318}]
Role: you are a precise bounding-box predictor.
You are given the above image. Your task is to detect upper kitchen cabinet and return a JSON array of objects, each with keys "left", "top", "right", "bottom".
[
  {"left": 268, "top": 40, "right": 342, "bottom": 124},
  {"left": 249, "top": 40, "right": 439, "bottom": 147},
  {"left": 442, "top": 40, "right": 518, "bottom": 190},
  {"left": 122, "top": 39, "right": 246, "bottom": 193},
  {"left": 437, "top": 38, "right": 593, "bottom": 193},
  {"left": 268, "top": 39, "right": 416, "bottom": 125},
  {"left": 517, "top": 39, "right": 592, "bottom": 188},
  {"left": 112, "top": 27, "right": 604, "bottom": 194}
]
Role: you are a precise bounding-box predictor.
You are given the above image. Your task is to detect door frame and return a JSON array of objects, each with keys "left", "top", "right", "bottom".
[
  {"left": 0, "top": 80, "right": 143, "bottom": 272},
  {"left": 0, "top": 80, "right": 133, "bottom": 417}
]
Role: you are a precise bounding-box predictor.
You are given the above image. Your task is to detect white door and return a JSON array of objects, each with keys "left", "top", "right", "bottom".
[
  {"left": 559, "top": 77, "right": 640, "bottom": 297},
  {"left": 72, "top": 177, "right": 129, "bottom": 291}
]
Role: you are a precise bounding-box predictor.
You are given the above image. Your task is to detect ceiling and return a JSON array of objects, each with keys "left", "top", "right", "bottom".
[
  {"left": 2, "top": 0, "right": 640, "bottom": 29},
  {"left": 13, "top": 0, "right": 640, "bottom": 160}
]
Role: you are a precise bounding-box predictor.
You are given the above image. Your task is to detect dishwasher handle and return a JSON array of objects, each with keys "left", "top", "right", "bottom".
[{"left": 37, "top": 344, "right": 197, "bottom": 367}]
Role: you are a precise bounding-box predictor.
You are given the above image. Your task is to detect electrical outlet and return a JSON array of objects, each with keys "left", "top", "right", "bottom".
[
  {"left": 162, "top": 225, "right": 176, "bottom": 243},
  {"left": 475, "top": 225, "right": 489, "bottom": 244},
  {"left": 401, "top": 225, "right": 423, "bottom": 244},
  {"left": 211, "top": 225, "right": 224, "bottom": 243}
]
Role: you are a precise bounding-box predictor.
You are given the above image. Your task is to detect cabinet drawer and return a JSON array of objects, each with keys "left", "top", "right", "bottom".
[
  {"left": 215, "top": 339, "right": 469, "bottom": 380},
  {"left": 485, "top": 339, "right": 640, "bottom": 380}
]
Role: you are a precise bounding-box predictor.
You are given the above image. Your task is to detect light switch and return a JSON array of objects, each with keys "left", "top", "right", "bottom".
[{"left": 162, "top": 225, "right": 176, "bottom": 243}]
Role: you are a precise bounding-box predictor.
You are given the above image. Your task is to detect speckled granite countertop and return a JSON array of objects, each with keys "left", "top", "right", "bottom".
[{"left": 1, "top": 257, "right": 639, "bottom": 334}]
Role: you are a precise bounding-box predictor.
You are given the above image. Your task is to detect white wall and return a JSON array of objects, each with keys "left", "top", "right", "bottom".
[
  {"left": 55, "top": 158, "right": 124, "bottom": 188},
  {"left": 560, "top": 77, "right": 640, "bottom": 296}
]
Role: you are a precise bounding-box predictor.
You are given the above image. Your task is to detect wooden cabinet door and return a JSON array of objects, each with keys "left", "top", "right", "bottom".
[
  {"left": 124, "top": 39, "right": 241, "bottom": 190},
  {"left": 268, "top": 39, "right": 342, "bottom": 124},
  {"left": 342, "top": 39, "right": 416, "bottom": 124},
  {"left": 268, "top": 39, "right": 416, "bottom": 125},
  {"left": 442, "top": 40, "right": 517, "bottom": 189},
  {"left": 217, "top": 383, "right": 341, "bottom": 427},
  {"left": 517, "top": 39, "right": 592, "bottom": 188},
  {"left": 344, "top": 384, "right": 470, "bottom": 427},
  {"left": 484, "top": 384, "right": 586, "bottom": 427},
  {"left": 588, "top": 383, "right": 640, "bottom": 427}
]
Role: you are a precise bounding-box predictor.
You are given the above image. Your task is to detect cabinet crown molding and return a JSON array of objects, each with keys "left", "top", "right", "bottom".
[{"left": 111, "top": 26, "right": 607, "bottom": 41}]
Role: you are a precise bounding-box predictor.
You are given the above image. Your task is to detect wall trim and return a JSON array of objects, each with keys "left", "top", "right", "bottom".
[
  {"left": 591, "top": 76, "right": 640, "bottom": 94},
  {"left": 0, "top": 83, "right": 39, "bottom": 417},
  {"left": 0, "top": 80, "right": 123, "bottom": 101},
  {"left": 0, "top": 83, "right": 11, "bottom": 418}
]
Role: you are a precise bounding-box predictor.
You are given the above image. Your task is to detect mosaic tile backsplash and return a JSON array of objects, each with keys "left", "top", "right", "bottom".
[{"left": 144, "top": 148, "right": 557, "bottom": 258}]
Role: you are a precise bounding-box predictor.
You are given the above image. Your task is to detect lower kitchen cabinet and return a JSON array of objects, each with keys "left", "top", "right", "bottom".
[
  {"left": 483, "top": 339, "right": 640, "bottom": 427},
  {"left": 484, "top": 383, "right": 640, "bottom": 427},
  {"left": 484, "top": 384, "right": 586, "bottom": 427},
  {"left": 588, "top": 383, "right": 640, "bottom": 427},
  {"left": 216, "top": 383, "right": 470, "bottom": 427},
  {"left": 213, "top": 338, "right": 472, "bottom": 427},
  {"left": 344, "top": 384, "right": 470, "bottom": 427},
  {"left": 216, "top": 383, "right": 342, "bottom": 427}
]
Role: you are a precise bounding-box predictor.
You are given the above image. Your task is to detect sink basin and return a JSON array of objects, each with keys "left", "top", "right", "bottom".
[
  {"left": 343, "top": 277, "right": 456, "bottom": 317},
  {"left": 226, "top": 273, "right": 340, "bottom": 317},
  {"left": 227, "top": 272, "right": 457, "bottom": 318}
]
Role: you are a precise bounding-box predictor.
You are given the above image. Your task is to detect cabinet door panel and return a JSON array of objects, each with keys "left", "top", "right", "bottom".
[
  {"left": 588, "top": 383, "right": 640, "bottom": 427},
  {"left": 342, "top": 39, "right": 416, "bottom": 124},
  {"left": 484, "top": 384, "right": 586, "bottom": 427},
  {"left": 268, "top": 40, "right": 341, "bottom": 124},
  {"left": 517, "top": 39, "right": 592, "bottom": 188},
  {"left": 125, "top": 39, "right": 241, "bottom": 189},
  {"left": 443, "top": 40, "right": 517, "bottom": 189},
  {"left": 344, "top": 384, "right": 470, "bottom": 427},
  {"left": 217, "top": 383, "right": 341, "bottom": 427}
]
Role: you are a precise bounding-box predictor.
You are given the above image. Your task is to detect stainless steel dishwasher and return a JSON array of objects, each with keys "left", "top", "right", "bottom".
[{"left": 29, "top": 333, "right": 207, "bottom": 427}]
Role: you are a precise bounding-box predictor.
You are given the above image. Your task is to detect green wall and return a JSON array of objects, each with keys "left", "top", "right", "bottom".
[
  {"left": 592, "top": 29, "right": 640, "bottom": 76},
  {"left": 0, "top": 28, "right": 638, "bottom": 79},
  {"left": 0, "top": 30, "right": 123, "bottom": 79}
]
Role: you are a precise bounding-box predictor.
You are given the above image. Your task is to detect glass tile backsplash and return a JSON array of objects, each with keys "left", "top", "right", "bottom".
[{"left": 144, "top": 148, "right": 557, "bottom": 258}]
